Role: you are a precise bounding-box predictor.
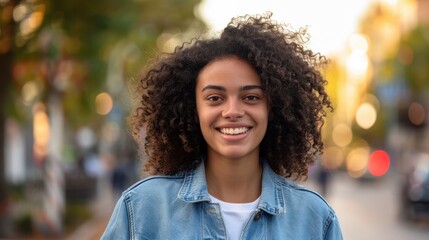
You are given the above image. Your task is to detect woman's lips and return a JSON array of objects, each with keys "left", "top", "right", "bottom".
[{"left": 218, "top": 127, "right": 251, "bottom": 135}]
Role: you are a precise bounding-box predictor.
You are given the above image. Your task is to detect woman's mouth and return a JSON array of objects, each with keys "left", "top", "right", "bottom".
[{"left": 219, "top": 127, "right": 250, "bottom": 135}]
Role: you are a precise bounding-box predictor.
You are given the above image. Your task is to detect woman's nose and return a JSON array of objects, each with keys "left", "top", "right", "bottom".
[{"left": 222, "top": 99, "right": 244, "bottom": 119}]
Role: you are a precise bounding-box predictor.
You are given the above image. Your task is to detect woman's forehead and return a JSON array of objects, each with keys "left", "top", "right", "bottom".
[{"left": 196, "top": 57, "right": 261, "bottom": 87}]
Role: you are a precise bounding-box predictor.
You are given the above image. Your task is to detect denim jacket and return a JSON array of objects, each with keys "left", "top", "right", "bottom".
[{"left": 101, "top": 161, "right": 343, "bottom": 239}]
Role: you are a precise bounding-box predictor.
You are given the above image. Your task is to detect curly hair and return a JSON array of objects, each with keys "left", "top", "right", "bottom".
[{"left": 130, "top": 13, "right": 332, "bottom": 180}]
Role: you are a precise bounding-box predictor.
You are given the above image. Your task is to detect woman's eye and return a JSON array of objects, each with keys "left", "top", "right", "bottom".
[
  {"left": 208, "top": 96, "right": 222, "bottom": 102},
  {"left": 244, "top": 95, "right": 260, "bottom": 101}
]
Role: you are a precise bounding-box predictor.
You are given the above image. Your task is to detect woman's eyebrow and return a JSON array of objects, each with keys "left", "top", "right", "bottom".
[
  {"left": 240, "top": 85, "right": 263, "bottom": 91},
  {"left": 201, "top": 85, "right": 226, "bottom": 92},
  {"left": 201, "top": 85, "right": 263, "bottom": 92}
]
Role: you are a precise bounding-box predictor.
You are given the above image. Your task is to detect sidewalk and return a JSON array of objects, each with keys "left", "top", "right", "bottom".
[
  {"left": 65, "top": 181, "right": 116, "bottom": 240},
  {"left": 65, "top": 214, "right": 110, "bottom": 240}
]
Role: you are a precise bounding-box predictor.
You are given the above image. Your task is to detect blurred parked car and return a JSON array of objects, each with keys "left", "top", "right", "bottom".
[{"left": 401, "top": 153, "right": 429, "bottom": 221}]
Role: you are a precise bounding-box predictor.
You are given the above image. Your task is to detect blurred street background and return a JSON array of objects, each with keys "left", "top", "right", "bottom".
[{"left": 1, "top": 0, "right": 429, "bottom": 239}]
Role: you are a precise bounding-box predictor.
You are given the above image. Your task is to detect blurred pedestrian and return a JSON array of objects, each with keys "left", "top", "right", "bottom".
[
  {"left": 110, "top": 163, "right": 128, "bottom": 198},
  {"left": 83, "top": 147, "right": 102, "bottom": 178},
  {"left": 317, "top": 165, "right": 332, "bottom": 197},
  {"left": 101, "top": 13, "right": 342, "bottom": 239}
]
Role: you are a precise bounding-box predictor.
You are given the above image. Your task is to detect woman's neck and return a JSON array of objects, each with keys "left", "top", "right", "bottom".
[{"left": 205, "top": 153, "right": 262, "bottom": 203}]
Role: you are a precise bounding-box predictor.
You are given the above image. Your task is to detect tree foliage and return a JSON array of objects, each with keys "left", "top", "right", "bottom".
[
  {"left": 397, "top": 24, "right": 429, "bottom": 94},
  {"left": 0, "top": 1, "right": 205, "bottom": 234},
  {"left": 7, "top": 0, "right": 206, "bottom": 126}
]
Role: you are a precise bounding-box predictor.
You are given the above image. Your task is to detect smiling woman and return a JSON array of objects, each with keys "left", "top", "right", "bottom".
[
  {"left": 196, "top": 57, "right": 268, "bottom": 166},
  {"left": 101, "top": 13, "right": 343, "bottom": 240}
]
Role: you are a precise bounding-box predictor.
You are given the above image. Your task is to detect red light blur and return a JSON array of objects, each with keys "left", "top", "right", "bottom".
[{"left": 368, "top": 150, "right": 390, "bottom": 177}]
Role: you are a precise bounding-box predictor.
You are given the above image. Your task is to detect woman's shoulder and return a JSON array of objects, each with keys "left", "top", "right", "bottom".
[
  {"left": 278, "top": 176, "right": 334, "bottom": 211},
  {"left": 262, "top": 162, "right": 335, "bottom": 213},
  {"left": 122, "top": 174, "right": 185, "bottom": 199},
  {"left": 273, "top": 177, "right": 342, "bottom": 238}
]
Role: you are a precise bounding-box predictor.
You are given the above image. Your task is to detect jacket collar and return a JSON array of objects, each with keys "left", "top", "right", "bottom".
[{"left": 178, "top": 160, "right": 287, "bottom": 215}]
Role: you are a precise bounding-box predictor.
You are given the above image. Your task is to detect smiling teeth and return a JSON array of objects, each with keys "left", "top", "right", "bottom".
[{"left": 220, "top": 127, "right": 249, "bottom": 135}]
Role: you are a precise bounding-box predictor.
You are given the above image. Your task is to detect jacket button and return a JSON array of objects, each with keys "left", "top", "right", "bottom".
[
  {"left": 208, "top": 207, "right": 217, "bottom": 214},
  {"left": 253, "top": 211, "right": 262, "bottom": 221}
]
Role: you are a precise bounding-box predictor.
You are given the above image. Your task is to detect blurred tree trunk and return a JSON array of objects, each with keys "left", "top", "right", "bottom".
[
  {"left": 0, "top": 0, "right": 17, "bottom": 236},
  {"left": 0, "top": 51, "right": 11, "bottom": 228}
]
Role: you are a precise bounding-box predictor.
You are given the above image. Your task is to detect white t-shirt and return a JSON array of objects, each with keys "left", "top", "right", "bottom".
[{"left": 209, "top": 194, "right": 260, "bottom": 240}]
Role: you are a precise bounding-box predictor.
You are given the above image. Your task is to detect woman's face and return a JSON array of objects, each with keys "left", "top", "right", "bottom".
[{"left": 195, "top": 57, "right": 268, "bottom": 161}]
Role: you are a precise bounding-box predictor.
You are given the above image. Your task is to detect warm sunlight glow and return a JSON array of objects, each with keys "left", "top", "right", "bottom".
[
  {"left": 346, "top": 52, "right": 369, "bottom": 81},
  {"left": 197, "top": 0, "right": 374, "bottom": 55},
  {"left": 349, "top": 34, "right": 369, "bottom": 55}
]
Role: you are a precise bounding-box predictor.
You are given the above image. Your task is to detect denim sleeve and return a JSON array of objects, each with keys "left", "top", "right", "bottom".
[
  {"left": 324, "top": 211, "right": 343, "bottom": 240},
  {"left": 100, "top": 195, "right": 131, "bottom": 240}
]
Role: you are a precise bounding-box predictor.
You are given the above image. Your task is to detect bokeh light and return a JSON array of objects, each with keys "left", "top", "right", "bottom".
[
  {"left": 346, "top": 147, "right": 370, "bottom": 178},
  {"left": 19, "top": 9, "right": 44, "bottom": 37},
  {"left": 355, "top": 102, "right": 377, "bottom": 129},
  {"left": 32, "top": 103, "right": 50, "bottom": 163},
  {"left": 332, "top": 123, "right": 353, "bottom": 147},
  {"left": 12, "top": 3, "right": 29, "bottom": 22},
  {"left": 101, "top": 121, "right": 120, "bottom": 144},
  {"left": 408, "top": 102, "right": 426, "bottom": 126},
  {"left": 95, "top": 92, "right": 113, "bottom": 115},
  {"left": 322, "top": 147, "right": 346, "bottom": 170},
  {"left": 368, "top": 150, "right": 390, "bottom": 177},
  {"left": 21, "top": 81, "right": 39, "bottom": 105},
  {"left": 76, "top": 127, "right": 96, "bottom": 150},
  {"left": 346, "top": 34, "right": 369, "bottom": 81}
]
